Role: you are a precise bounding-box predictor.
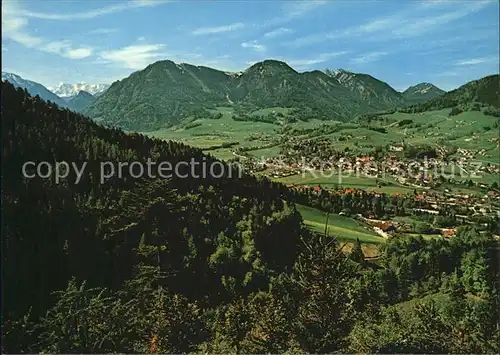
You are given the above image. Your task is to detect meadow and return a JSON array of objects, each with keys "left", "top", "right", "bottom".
[
  {"left": 144, "top": 107, "right": 498, "bottom": 187},
  {"left": 276, "top": 170, "right": 415, "bottom": 194},
  {"left": 296, "top": 204, "right": 384, "bottom": 243}
]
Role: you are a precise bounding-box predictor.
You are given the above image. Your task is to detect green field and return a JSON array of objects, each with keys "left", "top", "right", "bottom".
[
  {"left": 143, "top": 106, "right": 498, "bottom": 185},
  {"left": 296, "top": 204, "right": 385, "bottom": 244},
  {"left": 276, "top": 171, "right": 414, "bottom": 194},
  {"left": 382, "top": 109, "right": 499, "bottom": 157},
  {"left": 143, "top": 106, "right": 280, "bottom": 159},
  {"left": 306, "top": 109, "right": 498, "bottom": 164}
]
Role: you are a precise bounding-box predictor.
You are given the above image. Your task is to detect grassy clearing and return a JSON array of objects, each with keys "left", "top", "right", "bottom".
[
  {"left": 296, "top": 204, "right": 385, "bottom": 244},
  {"left": 144, "top": 106, "right": 280, "bottom": 151},
  {"left": 392, "top": 291, "right": 485, "bottom": 313},
  {"left": 342, "top": 242, "right": 381, "bottom": 258},
  {"left": 276, "top": 171, "right": 414, "bottom": 194},
  {"left": 392, "top": 292, "right": 451, "bottom": 312}
]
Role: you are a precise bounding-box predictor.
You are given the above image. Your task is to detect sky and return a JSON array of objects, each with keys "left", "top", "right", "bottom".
[{"left": 2, "top": 0, "right": 499, "bottom": 91}]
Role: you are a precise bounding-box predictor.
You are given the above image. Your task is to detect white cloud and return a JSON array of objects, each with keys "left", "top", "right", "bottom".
[
  {"left": 418, "top": 0, "right": 460, "bottom": 9},
  {"left": 42, "top": 40, "right": 71, "bottom": 54},
  {"left": 37, "top": 40, "right": 93, "bottom": 58},
  {"left": 241, "top": 41, "right": 266, "bottom": 53},
  {"left": 191, "top": 22, "right": 245, "bottom": 36},
  {"left": 88, "top": 28, "right": 119, "bottom": 35},
  {"left": 17, "top": 0, "right": 170, "bottom": 21},
  {"left": 282, "top": 0, "right": 328, "bottom": 17},
  {"left": 288, "top": 51, "right": 349, "bottom": 67},
  {"left": 392, "top": 1, "right": 494, "bottom": 38},
  {"left": 351, "top": 51, "right": 388, "bottom": 64},
  {"left": 2, "top": 1, "right": 93, "bottom": 59},
  {"left": 265, "top": 0, "right": 329, "bottom": 27},
  {"left": 101, "top": 44, "right": 168, "bottom": 69},
  {"left": 263, "top": 27, "right": 294, "bottom": 38},
  {"left": 137, "top": 36, "right": 146, "bottom": 41},
  {"left": 285, "top": 0, "right": 494, "bottom": 47},
  {"left": 454, "top": 56, "right": 498, "bottom": 66},
  {"left": 66, "top": 47, "right": 93, "bottom": 59}
]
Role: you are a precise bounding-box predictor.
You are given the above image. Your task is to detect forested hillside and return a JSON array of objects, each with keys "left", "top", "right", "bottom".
[
  {"left": 2, "top": 81, "right": 499, "bottom": 354},
  {"left": 83, "top": 60, "right": 427, "bottom": 131},
  {"left": 402, "top": 74, "right": 500, "bottom": 113},
  {"left": 402, "top": 82, "right": 446, "bottom": 104}
]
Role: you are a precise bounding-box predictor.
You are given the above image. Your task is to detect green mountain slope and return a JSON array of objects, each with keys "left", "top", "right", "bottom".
[
  {"left": 83, "top": 60, "right": 237, "bottom": 131},
  {"left": 403, "top": 74, "right": 500, "bottom": 112},
  {"left": 66, "top": 90, "right": 96, "bottom": 112},
  {"left": 402, "top": 82, "right": 445, "bottom": 104},
  {"left": 236, "top": 61, "right": 362, "bottom": 118},
  {"left": 84, "top": 60, "right": 403, "bottom": 131}
]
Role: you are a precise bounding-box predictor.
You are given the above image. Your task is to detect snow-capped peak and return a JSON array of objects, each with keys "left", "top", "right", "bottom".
[
  {"left": 2, "top": 72, "right": 35, "bottom": 88},
  {"left": 49, "top": 82, "right": 110, "bottom": 97}
]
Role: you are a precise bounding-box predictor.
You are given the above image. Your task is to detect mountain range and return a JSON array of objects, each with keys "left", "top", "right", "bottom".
[
  {"left": 83, "top": 60, "right": 447, "bottom": 131},
  {"left": 49, "top": 82, "right": 110, "bottom": 97},
  {"left": 2, "top": 72, "right": 70, "bottom": 109},
  {"left": 2, "top": 72, "right": 100, "bottom": 114},
  {"left": 11, "top": 61, "right": 491, "bottom": 133}
]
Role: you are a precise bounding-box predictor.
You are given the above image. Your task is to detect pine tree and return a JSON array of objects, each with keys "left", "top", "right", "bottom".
[{"left": 350, "top": 238, "right": 365, "bottom": 264}]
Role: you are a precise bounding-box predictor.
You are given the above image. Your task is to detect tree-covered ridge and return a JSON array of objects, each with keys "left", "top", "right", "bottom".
[
  {"left": 402, "top": 82, "right": 446, "bottom": 105},
  {"left": 83, "top": 59, "right": 362, "bottom": 131},
  {"left": 83, "top": 59, "right": 441, "bottom": 132},
  {"left": 2, "top": 80, "right": 303, "bottom": 320},
  {"left": 2, "top": 81, "right": 499, "bottom": 354},
  {"left": 402, "top": 74, "right": 500, "bottom": 113}
]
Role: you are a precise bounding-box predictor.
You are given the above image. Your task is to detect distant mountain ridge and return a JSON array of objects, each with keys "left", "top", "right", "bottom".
[
  {"left": 49, "top": 82, "right": 110, "bottom": 97},
  {"left": 85, "top": 59, "right": 443, "bottom": 131},
  {"left": 402, "top": 74, "right": 500, "bottom": 112},
  {"left": 402, "top": 82, "right": 446, "bottom": 105},
  {"left": 66, "top": 90, "right": 96, "bottom": 113},
  {"left": 2, "top": 72, "right": 98, "bottom": 113},
  {"left": 2, "top": 72, "right": 69, "bottom": 108}
]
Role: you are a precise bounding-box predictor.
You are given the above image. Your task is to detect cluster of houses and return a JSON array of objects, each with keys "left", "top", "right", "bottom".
[
  {"left": 243, "top": 149, "right": 499, "bottom": 192},
  {"left": 359, "top": 217, "right": 458, "bottom": 240},
  {"left": 284, "top": 183, "right": 499, "bottom": 240}
]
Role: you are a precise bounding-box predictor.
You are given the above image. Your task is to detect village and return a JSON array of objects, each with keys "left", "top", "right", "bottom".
[{"left": 237, "top": 145, "right": 500, "bottom": 241}]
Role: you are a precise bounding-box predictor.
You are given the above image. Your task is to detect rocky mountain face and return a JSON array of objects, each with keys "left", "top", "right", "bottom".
[{"left": 325, "top": 69, "right": 407, "bottom": 109}]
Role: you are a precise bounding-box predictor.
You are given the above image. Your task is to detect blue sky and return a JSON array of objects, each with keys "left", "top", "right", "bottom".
[{"left": 2, "top": 0, "right": 499, "bottom": 91}]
